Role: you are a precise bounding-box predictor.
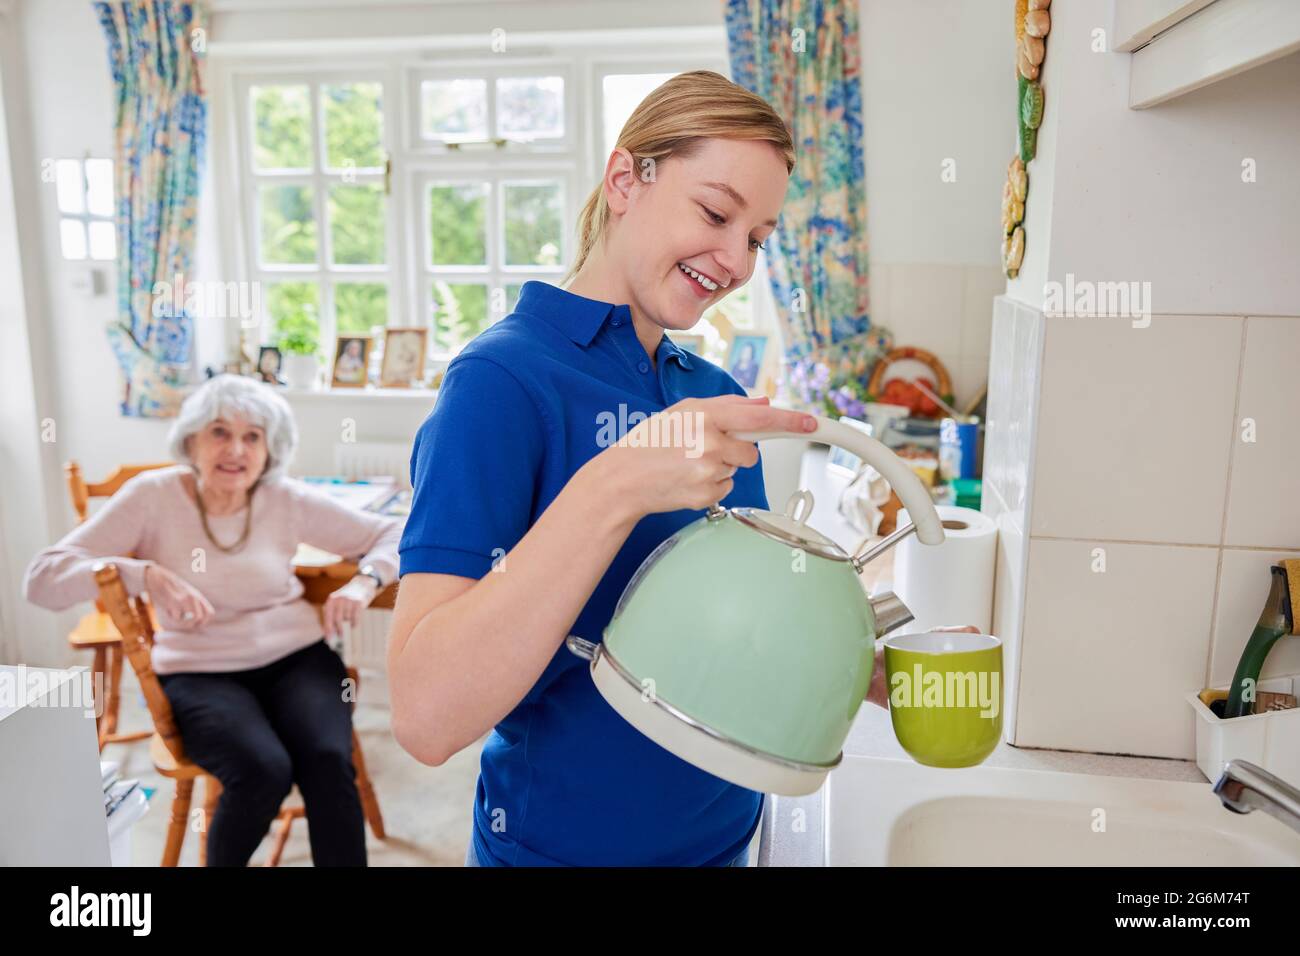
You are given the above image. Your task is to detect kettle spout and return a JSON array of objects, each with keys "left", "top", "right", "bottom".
[{"left": 869, "top": 591, "right": 914, "bottom": 638}]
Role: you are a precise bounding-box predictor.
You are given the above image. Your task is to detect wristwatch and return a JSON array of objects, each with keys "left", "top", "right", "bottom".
[{"left": 357, "top": 564, "right": 385, "bottom": 590}]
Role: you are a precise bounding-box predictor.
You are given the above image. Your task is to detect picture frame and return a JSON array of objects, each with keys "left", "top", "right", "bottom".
[
  {"left": 255, "top": 346, "right": 282, "bottom": 385},
  {"left": 379, "top": 327, "right": 429, "bottom": 388},
  {"left": 726, "top": 334, "right": 768, "bottom": 391},
  {"left": 331, "top": 336, "right": 371, "bottom": 388}
]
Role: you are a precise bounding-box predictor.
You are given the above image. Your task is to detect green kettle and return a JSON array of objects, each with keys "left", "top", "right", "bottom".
[{"left": 566, "top": 414, "right": 946, "bottom": 796}]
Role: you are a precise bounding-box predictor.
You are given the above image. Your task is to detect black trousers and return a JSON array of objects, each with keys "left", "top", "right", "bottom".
[{"left": 158, "top": 639, "right": 366, "bottom": 866}]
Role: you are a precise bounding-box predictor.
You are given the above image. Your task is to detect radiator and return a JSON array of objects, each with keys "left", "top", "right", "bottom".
[
  {"left": 332, "top": 440, "right": 413, "bottom": 488},
  {"left": 342, "top": 610, "right": 393, "bottom": 706}
]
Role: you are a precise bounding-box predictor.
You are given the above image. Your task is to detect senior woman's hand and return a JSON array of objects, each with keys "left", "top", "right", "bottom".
[
  {"left": 864, "top": 625, "right": 981, "bottom": 710},
  {"left": 322, "top": 575, "right": 380, "bottom": 639},
  {"left": 144, "top": 563, "right": 215, "bottom": 630}
]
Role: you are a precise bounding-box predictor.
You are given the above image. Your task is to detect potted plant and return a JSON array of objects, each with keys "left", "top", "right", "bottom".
[{"left": 278, "top": 326, "right": 320, "bottom": 390}]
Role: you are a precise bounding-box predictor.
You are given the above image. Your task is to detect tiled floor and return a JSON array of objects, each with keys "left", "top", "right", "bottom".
[{"left": 110, "top": 676, "right": 483, "bottom": 867}]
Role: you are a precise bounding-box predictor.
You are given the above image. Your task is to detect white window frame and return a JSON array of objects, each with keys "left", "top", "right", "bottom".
[
  {"left": 415, "top": 167, "right": 575, "bottom": 356},
  {"left": 407, "top": 59, "right": 577, "bottom": 155},
  {"left": 54, "top": 157, "right": 116, "bottom": 262},
  {"left": 233, "top": 68, "right": 398, "bottom": 351},
  {"left": 214, "top": 32, "right": 767, "bottom": 377}
]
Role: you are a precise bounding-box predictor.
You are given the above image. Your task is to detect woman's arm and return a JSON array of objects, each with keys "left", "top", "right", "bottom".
[
  {"left": 291, "top": 481, "right": 403, "bottom": 585},
  {"left": 22, "top": 477, "right": 153, "bottom": 610},
  {"left": 388, "top": 396, "right": 816, "bottom": 766},
  {"left": 388, "top": 451, "right": 641, "bottom": 765},
  {"left": 290, "top": 481, "right": 404, "bottom": 637}
]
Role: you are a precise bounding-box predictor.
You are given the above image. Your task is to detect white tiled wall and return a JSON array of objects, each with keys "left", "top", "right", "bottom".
[
  {"left": 985, "top": 302, "right": 1300, "bottom": 760},
  {"left": 982, "top": 295, "right": 1044, "bottom": 747},
  {"left": 1223, "top": 318, "right": 1300, "bottom": 549},
  {"left": 1030, "top": 315, "right": 1242, "bottom": 545},
  {"left": 1017, "top": 538, "right": 1218, "bottom": 758}
]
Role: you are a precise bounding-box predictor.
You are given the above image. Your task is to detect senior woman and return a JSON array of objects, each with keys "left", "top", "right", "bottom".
[{"left": 23, "top": 374, "right": 402, "bottom": 866}]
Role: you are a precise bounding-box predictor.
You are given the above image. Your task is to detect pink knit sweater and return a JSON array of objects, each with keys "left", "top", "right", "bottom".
[{"left": 23, "top": 465, "right": 403, "bottom": 675}]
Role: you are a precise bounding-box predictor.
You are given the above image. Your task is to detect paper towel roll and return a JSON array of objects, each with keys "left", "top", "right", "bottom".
[{"left": 892, "top": 506, "right": 998, "bottom": 635}]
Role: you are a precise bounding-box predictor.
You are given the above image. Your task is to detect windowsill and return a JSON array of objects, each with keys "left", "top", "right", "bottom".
[{"left": 278, "top": 385, "right": 440, "bottom": 402}]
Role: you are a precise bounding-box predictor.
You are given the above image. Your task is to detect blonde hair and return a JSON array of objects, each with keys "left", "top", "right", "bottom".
[{"left": 565, "top": 70, "right": 795, "bottom": 283}]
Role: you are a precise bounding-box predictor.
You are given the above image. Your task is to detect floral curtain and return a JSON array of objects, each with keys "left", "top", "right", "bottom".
[
  {"left": 95, "top": 0, "right": 208, "bottom": 418},
  {"left": 724, "top": 0, "right": 889, "bottom": 387}
]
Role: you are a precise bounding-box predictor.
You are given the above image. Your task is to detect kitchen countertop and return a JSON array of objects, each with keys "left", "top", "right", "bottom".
[{"left": 758, "top": 695, "right": 1208, "bottom": 867}]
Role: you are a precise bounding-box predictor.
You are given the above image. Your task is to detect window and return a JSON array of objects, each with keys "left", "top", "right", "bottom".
[
  {"left": 54, "top": 158, "right": 115, "bottom": 261},
  {"left": 417, "top": 73, "right": 566, "bottom": 146},
  {"left": 241, "top": 75, "right": 392, "bottom": 351},
  {"left": 419, "top": 175, "right": 566, "bottom": 352},
  {"left": 600, "top": 72, "right": 676, "bottom": 160},
  {"left": 227, "top": 39, "right": 761, "bottom": 375}
]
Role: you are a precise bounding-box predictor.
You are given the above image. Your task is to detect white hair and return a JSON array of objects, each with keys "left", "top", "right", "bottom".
[{"left": 167, "top": 375, "right": 299, "bottom": 481}]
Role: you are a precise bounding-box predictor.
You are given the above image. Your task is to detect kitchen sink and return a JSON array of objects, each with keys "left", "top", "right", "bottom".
[{"left": 825, "top": 754, "right": 1300, "bottom": 866}]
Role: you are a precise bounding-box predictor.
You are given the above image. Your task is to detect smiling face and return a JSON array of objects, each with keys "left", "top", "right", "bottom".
[
  {"left": 604, "top": 138, "right": 788, "bottom": 332},
  {"left": 186, "top": 414, "right": 268, "bottom": 496}
]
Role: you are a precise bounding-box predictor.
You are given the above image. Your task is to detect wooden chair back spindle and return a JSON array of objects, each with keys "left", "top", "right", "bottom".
[{"left": 93, "top": 562, "right": 186, "bottom": 764}]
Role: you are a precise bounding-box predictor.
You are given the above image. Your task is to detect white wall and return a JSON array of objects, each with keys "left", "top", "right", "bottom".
[
  {"left": 986, "top": 0, "right": 1300, "bottom": 761},
  {"left": 861, "top": 0, "right": 1013, "bottom": 410},
  {"left": 17, "top": 0, "right": 173, "bottom": 482},
  {"left": 1007, "top": 0, "right": 1300, "bottom": 316},
  {"left": 0, "top": 0, "right": 88, "bottom": 666}
]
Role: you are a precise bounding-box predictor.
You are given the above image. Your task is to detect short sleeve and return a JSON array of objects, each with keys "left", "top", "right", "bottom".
[{"left": 399, "top": 355, "right": 547, "bottom": 580}]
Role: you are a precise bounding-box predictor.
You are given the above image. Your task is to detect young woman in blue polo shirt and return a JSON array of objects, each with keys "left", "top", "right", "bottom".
[{"left": 388, "top": 71, "right": 827, "bottom": 867}]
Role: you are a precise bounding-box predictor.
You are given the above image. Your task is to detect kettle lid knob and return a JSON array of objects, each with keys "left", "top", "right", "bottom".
[{"left": 784, "top": 489, "right": 815, "bottom": 526}]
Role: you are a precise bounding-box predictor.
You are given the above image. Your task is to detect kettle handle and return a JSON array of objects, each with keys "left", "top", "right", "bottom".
[{"left": 733, "top": 414, "right": 946, "bottom": 546}]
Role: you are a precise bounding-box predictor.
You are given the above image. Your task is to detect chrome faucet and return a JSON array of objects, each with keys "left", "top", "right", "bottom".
[{"left": 1213, "top": 759, "right": 1300, "bottom": 835}]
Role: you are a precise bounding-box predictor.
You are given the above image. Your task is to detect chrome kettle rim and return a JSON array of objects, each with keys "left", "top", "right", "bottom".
[
  {"left": 567, "top": 635, "right": 844, "bottom": 776},
  {"left": 729, "top": 507, "right": 852, "bottom": 563}
]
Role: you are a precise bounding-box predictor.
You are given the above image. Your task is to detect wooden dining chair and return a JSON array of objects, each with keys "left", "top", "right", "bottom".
[
  {"left": 65, "top": 460, "right": 174, "bottom": 750},
  {"left": 92, "top": 559, "right": 396, "bottom": 867}
]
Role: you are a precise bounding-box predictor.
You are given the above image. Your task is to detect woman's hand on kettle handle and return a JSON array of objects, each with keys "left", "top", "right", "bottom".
[
  {"left": 597, "top": 395, "right": 817, "bottom": 519},
  {"left": 865, "top": 625, "right": 982, "bottom": 710}
]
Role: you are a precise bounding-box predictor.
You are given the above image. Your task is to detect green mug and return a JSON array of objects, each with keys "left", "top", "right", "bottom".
[{"left": 882, "top": 632, "right": 1003, "bottom": 768}]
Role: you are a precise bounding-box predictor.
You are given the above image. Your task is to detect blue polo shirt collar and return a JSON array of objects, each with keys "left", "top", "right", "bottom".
[
  {"left": 517, "top": 280, "right": 694, "bottom": 368},
  {"left": 658, "top": 336, "right": 694, "bottom": 370}
]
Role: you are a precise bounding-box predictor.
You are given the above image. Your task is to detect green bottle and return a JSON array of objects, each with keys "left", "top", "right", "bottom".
[{"left": 1223, "top": 565, "right": 1295, "bottom": 719}]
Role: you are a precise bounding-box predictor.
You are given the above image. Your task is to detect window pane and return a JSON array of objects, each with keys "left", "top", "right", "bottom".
[
  {"left": 268, "top": 282, "right": 321, "bottom": 345},
  {"left": 329, "top": 184, "right": 385, "bottom": 265},
  {"left": 252, "top": 84, "right": 312, "bottom": 170},
  {"left": 421, "top": 78, "right": 487, "bottom": 142},
  {"left": 602, "top": 73, "right": 675, "bottom": 158},
  {"left": 336, "top": 282, "right": 388, "bottom": 335},
  {"left": 503, "top": 182, "right": 562, "bottom": 267},
  {"left": 323, "top": 82, "right": 383, "bottom": 169},
  {"left": 85, "top": 159, "right": 114, "bottom": 217},
  {"left": 55, "top": 159, "right": 85, "bottom": 214},
  {"left": 431, "top": 281, "right": 488, "bottom": 352},
  {"left": 259, "top": 184, "right": 317, "bottom": 265},
  {"left": 428, "top": 183, "right": 487, "bottom": 267},
  {"left": 59, "top": 219, "right": 87, "bottom": 259},
  {"left": 88, "top": 221, "right": 116, "bottom": 260},
  {"left": 490, "top": 283, "right": 523, "bottom": 319},
  {"left": 496, "top": 76, "right": 564, "bottom": 140}
]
